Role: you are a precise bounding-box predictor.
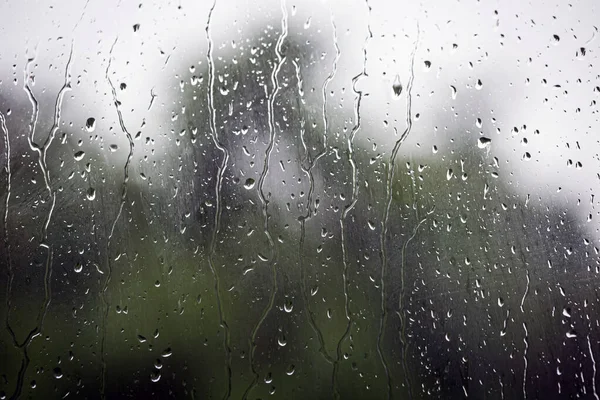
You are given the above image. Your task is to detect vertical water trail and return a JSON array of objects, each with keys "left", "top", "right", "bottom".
[
  {"left": 243, "top": 2, "right": 288, "bottom": 398},
  {"left": 10, "top": 48, "right": 72, "bottom": 400},
  {"left": 522, "top": 322, "right": 529, "bottom": 399},
  {"left": 295, "top": 58, "right": 335, "bottom": 367},
  {"left": 395, "top": 207, "right": 431, "bottom": 399},
  {"left": 377, "top": 28, "right": 419, "bottom": 399},
  {"left": 102, "top": 36, "right": 136, "bottom": 398},
  {"left": 589, "top": 334, "right": 599, "bottom": 400},
  {"left": 1, "top": 111, "right": 14, "bottom": 346},
  {"left": 520, "top": 269, "right": 529, "bottom": 313},
  {"left": 205, "top": 2, "right": 234, "bottom": 398},
  {"left": 333, "top": 2, "right": 371, "bottom": 398}
]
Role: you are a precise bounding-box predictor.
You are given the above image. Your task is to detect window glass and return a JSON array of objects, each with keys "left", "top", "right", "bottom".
[{"left": 1, "top": 0, "right": 599, "bottom": 398}]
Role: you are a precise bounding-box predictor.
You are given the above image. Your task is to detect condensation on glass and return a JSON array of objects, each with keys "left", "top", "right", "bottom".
[{"left": 0, "top": 0, "right": 598, "bottom": 398}]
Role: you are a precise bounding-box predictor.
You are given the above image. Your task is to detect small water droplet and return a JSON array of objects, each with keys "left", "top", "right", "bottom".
[
  {"left": 53, "top": 368, "right": 63, "bottom": 379},
  {"left": 424, "top": 60, "right": 431, "bottom": 69},
  {"left": 120, "top": 82, "right": 127, "bottom": 90},
  {"left": 392, "top": 74, "right": 403, "bottom": 97},
  {"left": 109, "top": 144, "right": 118, "bottom": 152},
  {"left": 74, "top": 263, "right": 83, "bottom": 273},
  {"left": 522, "top": 152, "right": 531, "bottom": 160},
  {"left": 450, "top": 85, "right": 457, "bottom": 99},
  {"left": 244, "top": 178, "right": 255, "bottom": 190},
  {"left": 475, "top": 79, "right": 483, "bottom": 90},
  {"left": 552, "top": 34, "right": 560, "bottom": 43},
  {"left": 304, "top": 17, "right": 311, "bottom": 29},
  {"left": 86, "top": 117, "right": 96, "bottom": 132},
  {"left": 133, "top": 23, "right": 141, "bottom": 32}
]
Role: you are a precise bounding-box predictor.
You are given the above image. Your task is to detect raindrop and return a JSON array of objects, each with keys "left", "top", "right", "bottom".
[
  {"left": 552, "top": 34, "right": 560, "bottom": 43},
  {"left": 277, "top": 335, "right": 287, "bottom": 347},
  {"left": 478, "top": 137, "right": 492, "bottom": 149},
  {"left": 74, "top": 263, "right": 83, "bottom": 273},
  {"left": 264, "top": 373, "right": 273, "bottom": 384},
  {"left": 86, "top": 117, "right": 96, "bottom": 132},
  {"left": 109, "top": 144, "right": 119, "bottom": 152},
  {"left": 304, "top": 17, "right": 311, "bottom": 29},
  {"left": 476, "top": 79, "right": 483, "bottom": 90},
  {"left": 86, "top": 187, "right": 96, "bottom": 201},
  {"left": 150, "top": 371, "right": 161, "bottom": 382},
  {"left": 133, "top": 23, "right": 141, "bottom": 32},
  {"left": 53, "top": 368, "right": 63, "bottom": 379},
  {"left": 74, "top": 150, "right": 85, "bottom": 161},
  {"left": 424, "top": 60, "right": 432, "bottom": 69},
  {"left": 392, "top": 74, "right": 403, "bottom": 97},
  {"left": 450, "top": 85, "right": 457, "bottom": 99},
  {"left": 522, "top": 152, "right": 531, "bottom": 160},
  {"left": 244, "top": 178, "right": 255, "bottom": 190},
  {"left": 120, "top": 82, "right": 127, "bottom": 90}
]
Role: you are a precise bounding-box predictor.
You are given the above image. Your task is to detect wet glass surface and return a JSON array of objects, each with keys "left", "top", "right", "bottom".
[{"left": 1, "top": 0, "right": 600, "bottom": 398}]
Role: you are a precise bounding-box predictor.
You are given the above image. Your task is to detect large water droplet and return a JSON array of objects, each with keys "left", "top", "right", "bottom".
[
  {"left": 244, "top": 178, "right": 255, "bottom": 190},
  {"left": 284, "top": 301, "right": 293, "bottom": 313},
  {"left": 74, "top": 150, "right": 85, "bottom": 161},
  {"left": 392, "top": 74, "right": 403, "bottom": 97},
  {"left": 86, "top": 117, "right": 96, "bottom": 132},
  {"left": 86, "top": 187, "right": 96, "bottom": 201},
  {"left": 450, "top": 85, "right": 457, "bottom": 99},
  {"left": 150, "top": 371, "right": 161, "bottom": 382},
  {"left": 286, "top": 364, "right": 295, "bottom": 376},
  {"left": 478, "top": 137, "right": 492, "bottom": 148}
]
